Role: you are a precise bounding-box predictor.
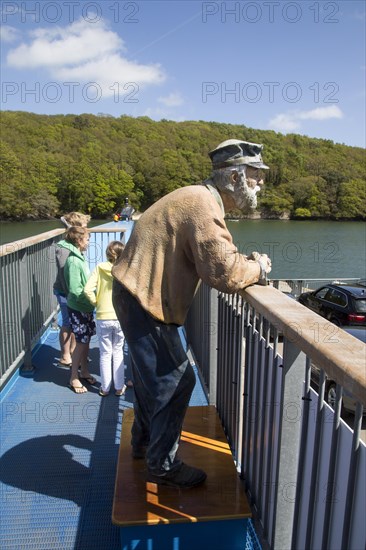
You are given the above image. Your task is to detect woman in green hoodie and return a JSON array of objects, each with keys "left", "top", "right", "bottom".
[
  {"left": 64, "top": 227, "right": 96, "bottom": 394},
  {"left": 53, "top": 212, "right": 90, "bottom": 366}
]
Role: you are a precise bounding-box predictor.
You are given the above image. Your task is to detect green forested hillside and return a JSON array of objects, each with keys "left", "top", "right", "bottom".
[{"left": 1, "top": 111, "right": 365, "bottom": 220}]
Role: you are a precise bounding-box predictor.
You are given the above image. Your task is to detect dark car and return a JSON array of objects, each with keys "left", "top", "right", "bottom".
[
  {"left": 311, "top": 326, "right": 366, "bottom": 414},
  {"left": 298, "top": 283, "right": 366, "bottom": 326}
]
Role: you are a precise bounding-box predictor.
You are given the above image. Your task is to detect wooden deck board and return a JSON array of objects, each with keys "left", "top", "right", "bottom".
[{"left": 112, "top": 405, "right": 251, "bottom": 526}]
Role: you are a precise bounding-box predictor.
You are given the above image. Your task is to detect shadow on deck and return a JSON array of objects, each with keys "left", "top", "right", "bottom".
[{"left": 0, "top": 324, "right": 208, "bottom": 550}]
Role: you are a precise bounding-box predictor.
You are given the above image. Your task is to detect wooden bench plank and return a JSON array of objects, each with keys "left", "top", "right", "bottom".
[{"left": 112, "top": 405, "right": 251, "bottom": 526}]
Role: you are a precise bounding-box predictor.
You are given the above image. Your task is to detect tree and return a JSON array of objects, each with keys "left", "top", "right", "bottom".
[
  {"left": 0, "top": 111, "right": 364, "bottom": 220},
  {"left": 336, "top": 179, "right": 366, "bottom": 219},
  {"left": 0, "top": 141, "right": 26, "bottom": 218},
  {"left": 294, "top": 208, "right": 312, "bottom": 218},
  {"left": 258, "top": 188, "right": 293, "bottom": 217}
]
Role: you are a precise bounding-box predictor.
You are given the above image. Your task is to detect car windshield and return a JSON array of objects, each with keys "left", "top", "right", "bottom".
[
  {"left": 315, "top": 287, "right": 329, "bottom": 299},
  {"left": 354, "top": 299, "right": 366, "bottom": 313}
]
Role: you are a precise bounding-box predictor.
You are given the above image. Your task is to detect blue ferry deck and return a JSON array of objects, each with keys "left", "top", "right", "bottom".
[
  {"left": 1, "top": 220, "right": 365, "bottom": 550},
  {"left": 0, "top": 220, "right": 207, "bottom": 549},
  {"left": 0, "top": 317, "right": 208, "bottom": 549}
]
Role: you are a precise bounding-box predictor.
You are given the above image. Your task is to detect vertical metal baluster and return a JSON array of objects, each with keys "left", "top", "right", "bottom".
[
  {"left": 305, "top": 368, "right": 326, "bottom": 549},
  {"left": 321, "top": 383, "right": 343, "bottom": 550},
  {"left": 341, "top": 402, "right": 364, "bottom": 549},
  {"left": 272, "top": 339, "right": 305, "bottom": 550},
  {"left": 291, "top": 356, "right": 312, "bottom": 548}
]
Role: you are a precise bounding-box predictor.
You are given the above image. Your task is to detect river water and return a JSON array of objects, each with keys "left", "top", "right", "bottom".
[
  {"left": 1, "top": 219, "right": 365, "bottom": 281},
  {"left": 0, "top": 219, "right": 105, "bottom": 245},
  {"left": 226, "top": 219, "right": 366, "bottom": 280}
]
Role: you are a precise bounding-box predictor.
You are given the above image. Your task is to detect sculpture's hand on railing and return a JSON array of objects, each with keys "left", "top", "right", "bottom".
[{"left": 248, "top": 251, "right": 272, "bottom": 285}]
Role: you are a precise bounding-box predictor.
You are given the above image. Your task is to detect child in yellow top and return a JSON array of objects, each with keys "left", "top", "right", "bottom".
[{"left": 84, "top": 241, "right": 126, "bottom": 396}]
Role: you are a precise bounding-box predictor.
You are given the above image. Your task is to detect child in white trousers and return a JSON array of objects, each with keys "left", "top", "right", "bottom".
[{"left": 84, "top": 241, "right": 126, "bottom": 396}]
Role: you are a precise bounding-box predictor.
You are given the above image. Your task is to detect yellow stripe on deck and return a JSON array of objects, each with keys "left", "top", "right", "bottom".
[{"left": 112, "top": 406, "right": 251, "bottom": 527}]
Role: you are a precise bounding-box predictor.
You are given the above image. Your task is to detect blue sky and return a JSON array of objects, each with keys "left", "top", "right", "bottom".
[{"left": 1, "top": 0, "right": 365, "bottom": 147}]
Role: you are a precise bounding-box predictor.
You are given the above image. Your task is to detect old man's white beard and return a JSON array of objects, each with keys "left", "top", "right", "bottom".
[
  {"left": 227, "top": 172, "right": 259, "bottom": 213},
  {"left": 221, "top": 172, "right": 260, "bottom": 214},
  {"left": 211, "top": 167, "right": 260, "bottom": 213}
]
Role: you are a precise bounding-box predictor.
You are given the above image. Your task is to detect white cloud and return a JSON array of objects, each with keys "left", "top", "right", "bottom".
[
  {"left": 158, "top": 92, "right": 184, "bottom": 107},
  {"left": 6, "top": 17, "right": 165, "bottom": 96},
  {"left": 0, "top": 25, "right": 21, "bottom": 43},
  {"left": 56, "top": 54, "right": 164, "bottom": 88},
  {"left": 298, "top": 106, "right": 343, "bottom": 121},
  {"left": 142, "top": 107, "right": 185, "bottom": 122},
  {"left": 8, "top": 18, "right": 122, "bottom": 68},
  {"left": 143, "top": 107, "right": 172, "bottom": 119},
  {"left": 269, "top": 113, "right": 300, "bottom": 131},
  {"left": 269, "top": 106, "right": 344, "bottom": 132},
  {"left": 143, "top": 93, "right": 184, "bottom": 121}
]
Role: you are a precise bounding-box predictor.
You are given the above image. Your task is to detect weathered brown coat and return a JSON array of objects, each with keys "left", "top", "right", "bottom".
[{"left": 112, "top": 185, "right": 261, "bottom": 325}]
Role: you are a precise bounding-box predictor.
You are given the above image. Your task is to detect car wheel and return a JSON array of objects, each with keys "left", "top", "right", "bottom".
[{"left": 329, "top": 316, "right": 341, "bottom": 326}]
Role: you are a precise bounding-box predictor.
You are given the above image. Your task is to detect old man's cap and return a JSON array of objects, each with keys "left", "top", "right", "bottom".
[{"left": 209, "top": 139, "right": 269, "bottom": 170}]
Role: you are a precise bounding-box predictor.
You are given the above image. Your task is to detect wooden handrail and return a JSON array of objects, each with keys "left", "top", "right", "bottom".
[
  {"left": 0, "top": 227, "right": 126, "bottom": 257},
  {"left": 242, "top": 285, "right": 366, "bottom": 406}
]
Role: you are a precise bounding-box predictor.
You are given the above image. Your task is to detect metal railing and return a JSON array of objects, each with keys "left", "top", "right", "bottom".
[
  {"left": 185, "top": 283, "right": 366, "bottom": 550},
  {"left": 0, "top": 227, "right": 126, "bottom": 388},
  {"left": 1, "top": 227, "right": 365, "bottom": 549},
  {"left": 271, "top": 278, "right": 362, "bottom": 297}
]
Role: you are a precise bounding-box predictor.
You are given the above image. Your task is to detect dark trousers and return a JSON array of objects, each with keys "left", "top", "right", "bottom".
[{"left": 112, "top": 281, "right": 196, "bottom": 471}]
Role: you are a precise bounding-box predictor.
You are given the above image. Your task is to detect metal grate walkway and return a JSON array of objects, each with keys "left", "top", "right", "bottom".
[{"left": 0, "top": 323, "right": 208, "bottom": 550}]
